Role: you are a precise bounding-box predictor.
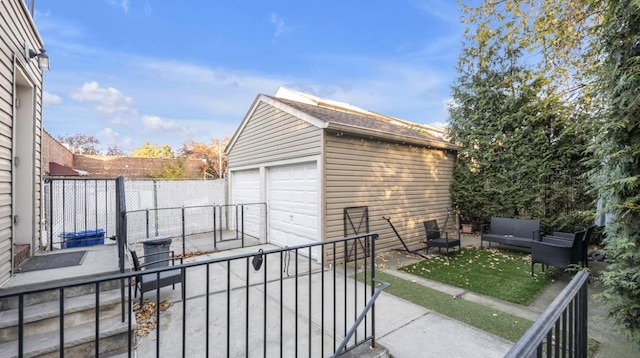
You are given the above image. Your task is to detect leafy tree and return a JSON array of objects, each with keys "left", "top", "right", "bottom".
[
  {"left": 458, "top": 0, "right": 603, "bottom": 97},
  {"left": 147, "top": 160, "right": 185, "bottom": 179},
  {"left": 588, "top": 0, "right": 640, "bottom": 345},
  {"left": 105, "top": 146, "right": 126, "bottom": 156},
  {"left": 448, "top": 0, "right": 596, "bottom": 230},
  {"left": 56, "top": 134, "right": 99, "bottom": 155},
  {"left": 131, "top": 142, "right": 174, "bottom": 158},
  {"left": 180, "top": 138, "right": 229, "bottom": 179}
]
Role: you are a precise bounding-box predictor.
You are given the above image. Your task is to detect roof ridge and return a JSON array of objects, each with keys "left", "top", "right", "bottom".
[{"left": 273, "top": 87, "right": 445, "bottom": 138}]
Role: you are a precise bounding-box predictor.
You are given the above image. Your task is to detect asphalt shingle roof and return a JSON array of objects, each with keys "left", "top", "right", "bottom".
[{"left": 271, "top": 96, "right": 450, "bottom": 146}]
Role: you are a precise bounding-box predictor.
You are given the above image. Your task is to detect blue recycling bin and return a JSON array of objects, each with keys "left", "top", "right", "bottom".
[{"left": 59, "top": 229, "right": 105, "bottom": 249}]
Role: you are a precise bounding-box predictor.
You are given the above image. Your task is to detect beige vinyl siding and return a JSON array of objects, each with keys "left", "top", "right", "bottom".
[
  {"left": 0, "top": 2, "right": 14, "bottom": 284},
  {"left": 0, "top": 0, "right": 43, "bottom": 282},
  {"left": 34, "top": 96, "right": 41, "bottom": 245},
  {"left": 323, "top": 134, "right": 456, "bottom": 261},
  {"left": 227, "top": 101, "right": 322, "bottom": 168}
]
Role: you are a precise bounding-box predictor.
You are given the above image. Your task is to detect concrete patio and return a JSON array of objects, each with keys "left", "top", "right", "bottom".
[
  {"left": 8, "top": 236, "right": 636, "bottom": 357},
  {"left": 1, "top": 242, "right": 514, "bottom": 357},
  {"left": 132, "top": 244, "right": 512, "bottom": 357}
]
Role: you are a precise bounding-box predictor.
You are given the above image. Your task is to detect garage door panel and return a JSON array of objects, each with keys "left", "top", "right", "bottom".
[
  {"left": 268, "top": 162, "right": 319, "bottom": 258},
  {"left": 232, "top": 169, "right": 261, "bottom": 239}
]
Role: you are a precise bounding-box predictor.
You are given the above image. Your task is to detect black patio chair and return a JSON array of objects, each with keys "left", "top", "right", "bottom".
[
  {"left": 531, "top": 229, "right": 586, "bottom": 276},
  {"left": 423, "top": 219, "right": 460, "bottom": 255},
  {"left": 129, "top": 249, "right": 184, "bottom": 305},
  {"left": 544, "top": 225, "right": 596, "bottom": 268}
]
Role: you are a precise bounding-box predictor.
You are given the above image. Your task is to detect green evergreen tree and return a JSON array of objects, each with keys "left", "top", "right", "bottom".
[
  {"left": 589, "top": 0, "right": 640, "bottom": 344},
  {"left": 449, "top": 0, "right": 595, "bottom": 230}
]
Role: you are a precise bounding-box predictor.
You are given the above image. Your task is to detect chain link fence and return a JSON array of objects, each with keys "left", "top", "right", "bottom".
[
  {"left": 44, "top": 178, "right": 228, "bottom": 250},
  {"left": 125, "top": 203, "right": 267, "bottom": 255}
]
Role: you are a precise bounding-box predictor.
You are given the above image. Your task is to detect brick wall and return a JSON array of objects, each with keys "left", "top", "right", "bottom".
[
  {"left": 72, "top": 155, "right": 203, "bottom": 179},
  {"left": 42, "top": 130, "right": 74, "bottom": 175},
  {"left": 43, "top": 130, "right": 203, "bottom": 178}
]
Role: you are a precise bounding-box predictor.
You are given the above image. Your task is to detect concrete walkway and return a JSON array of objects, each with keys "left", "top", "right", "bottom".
[{"left": 134, "top": 244, "right": 512, "bottom": 357}]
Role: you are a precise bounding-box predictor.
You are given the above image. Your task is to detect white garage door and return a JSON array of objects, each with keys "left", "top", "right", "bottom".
[
  {"left": 232, "top": 169, "right": 262, "bottom": 239},
  {"left": 268, "top": 162, "right": 319, "bottom": 259}
]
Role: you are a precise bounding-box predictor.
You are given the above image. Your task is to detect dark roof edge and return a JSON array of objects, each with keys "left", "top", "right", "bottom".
[{"left": 326, "top": 122, "right": 458, "bottom": 151}]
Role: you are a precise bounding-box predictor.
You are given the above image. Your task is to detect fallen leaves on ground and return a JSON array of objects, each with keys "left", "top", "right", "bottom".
[
  {"left": 175, "top": 250, "right": 216, "bottom": 259},
  {"left": 133, "top": 299, "right": 173, "bottom": 338}
]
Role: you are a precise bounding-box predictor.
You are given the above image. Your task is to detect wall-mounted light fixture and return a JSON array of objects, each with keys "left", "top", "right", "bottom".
[{"left": 24, "top": 43, "right": 50, "bottom": 71}]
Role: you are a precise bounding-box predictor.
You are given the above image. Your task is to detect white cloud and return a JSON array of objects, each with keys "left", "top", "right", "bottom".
[
  {"left": 110, "top": 117, "right": 128, "bottom": 125},
  {"left": 43, "top": 91, "right": 62, "bottom": 105},
  {"left": 43, "top": 30, "right": 456, "bottom": 150},
  {"left": 141, "top": 115, "right": 181, "bottom": 132},
  {"left": 144, "top": 0, "right": 152, "bottom": 16},
  {"left": 141, "top": 61, "right": 242, "bottom": 86},
  {"left": 70, "top": 81, "right": 134, "bottom": 114},
  {"left": 409, "top": 0, "right": 459, "bottom": 23},
  {"left": 137, "top": 60, "right": 285, "bottom": 116},
  {"left": 443, "top": 97, "right": 456, "bottom": 110},
  {"left": 428, "top": 121, "right": 448, "bottom": 130},
  {"left": 99, "top": 127, "right": 119, "bottom": 139},
  {"left": 35, "top": 12, "right": 84, "bottom": 39},
  {"left": 107, "top": 0, "right": 129, "bottom": 13},
  {"left": 270, "top": 13, "right": 291, "bottom": 37}
]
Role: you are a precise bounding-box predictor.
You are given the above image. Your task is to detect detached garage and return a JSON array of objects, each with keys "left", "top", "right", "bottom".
[{"left": 226, "top": 87, "right": 458, "bottom": 260}]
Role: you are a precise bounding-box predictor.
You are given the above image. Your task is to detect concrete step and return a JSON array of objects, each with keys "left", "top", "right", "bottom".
[
  {"left": 0, "top": 313, "right": 135, "bottom": 358},
  {"left": 0, "top": 289, "right": 124, "bottom": 342},
  {"left": 338, "top": 341, "right": 389, "bottom": 358},
  {"left": 0, "top": 273, "right": 126, "bottom": 310}
]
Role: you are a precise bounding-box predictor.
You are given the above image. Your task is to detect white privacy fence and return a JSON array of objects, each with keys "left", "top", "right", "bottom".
[{"left": 42, "top": 178, "right": 227, "bottom": 250}]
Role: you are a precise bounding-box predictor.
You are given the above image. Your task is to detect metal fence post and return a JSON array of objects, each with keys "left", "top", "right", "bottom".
[
  {"left": 241, "top": 204, "right": 245, "bottom": 248},
  {"left": 145, "top": 209, "right": 149, "bottom": 239},
  {"left": 213, "top": 205, "right": 217, "bottom": 250},
  {"left": 181, "top": 206, "right": 186, "bottom": 255},
  {"left": 371, "top": 234, "right": 377, "bottom": 348}
]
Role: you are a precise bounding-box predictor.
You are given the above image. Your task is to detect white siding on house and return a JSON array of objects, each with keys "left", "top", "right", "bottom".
[
  {"left": 227, "top": 101, "right": 322, "bottom": 168},
  {"left": 0, "top": 0, "right": 43, "bottom": 283},
  {"left": 323, "top": 134, "right": 456, "bottom": 260}
]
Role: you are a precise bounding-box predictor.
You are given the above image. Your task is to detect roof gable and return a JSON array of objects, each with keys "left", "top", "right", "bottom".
[
  {"left": 225, "top": 94, "right": 328, "bottom": 154},
  {"left": 226, "top": 88, "right": 457, "bottom": 154}
]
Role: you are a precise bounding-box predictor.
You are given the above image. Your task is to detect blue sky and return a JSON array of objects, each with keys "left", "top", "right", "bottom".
[{"left": 37, "top": 0, "right": 463, "bottom": 154}]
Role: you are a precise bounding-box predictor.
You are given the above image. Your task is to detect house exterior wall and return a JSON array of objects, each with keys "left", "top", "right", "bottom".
[
  {"left": 323, "top": 131, "right": 456, "bottom": 260},
  {"left": 0, "top": 0, "right": 44, "bottom": 282},
  {"left": 42, "top": 130, "right": 74, "bottom": 173},
  {"left": 227, "top": 101, "right": 322, "bottom": 169}
]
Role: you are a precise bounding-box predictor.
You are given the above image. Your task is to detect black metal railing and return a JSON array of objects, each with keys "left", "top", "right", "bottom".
[
  {"left": 123, "top": 203, "right": 267, "bottom": 255},
  {"left": 505, "top": 271, "right": 590, "bottom": 358},
  {"left": 1, "top": 232, "right": 379, "bottom": 357},
  {"left": 332, "top": 278, "right": 389, "bottom": 357}
]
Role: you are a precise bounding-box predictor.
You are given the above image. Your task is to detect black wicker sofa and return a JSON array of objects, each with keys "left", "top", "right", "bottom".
[{"left": 480, "top": 217, "right": 541, "bottom": 249}]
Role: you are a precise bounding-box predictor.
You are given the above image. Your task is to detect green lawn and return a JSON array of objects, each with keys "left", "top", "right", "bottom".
[
  {"left": 399, "top": 247, "right": 561, "bottom": 305},
  {"left": 370, "top": 271, "right": 533, "bottom": 342}
]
